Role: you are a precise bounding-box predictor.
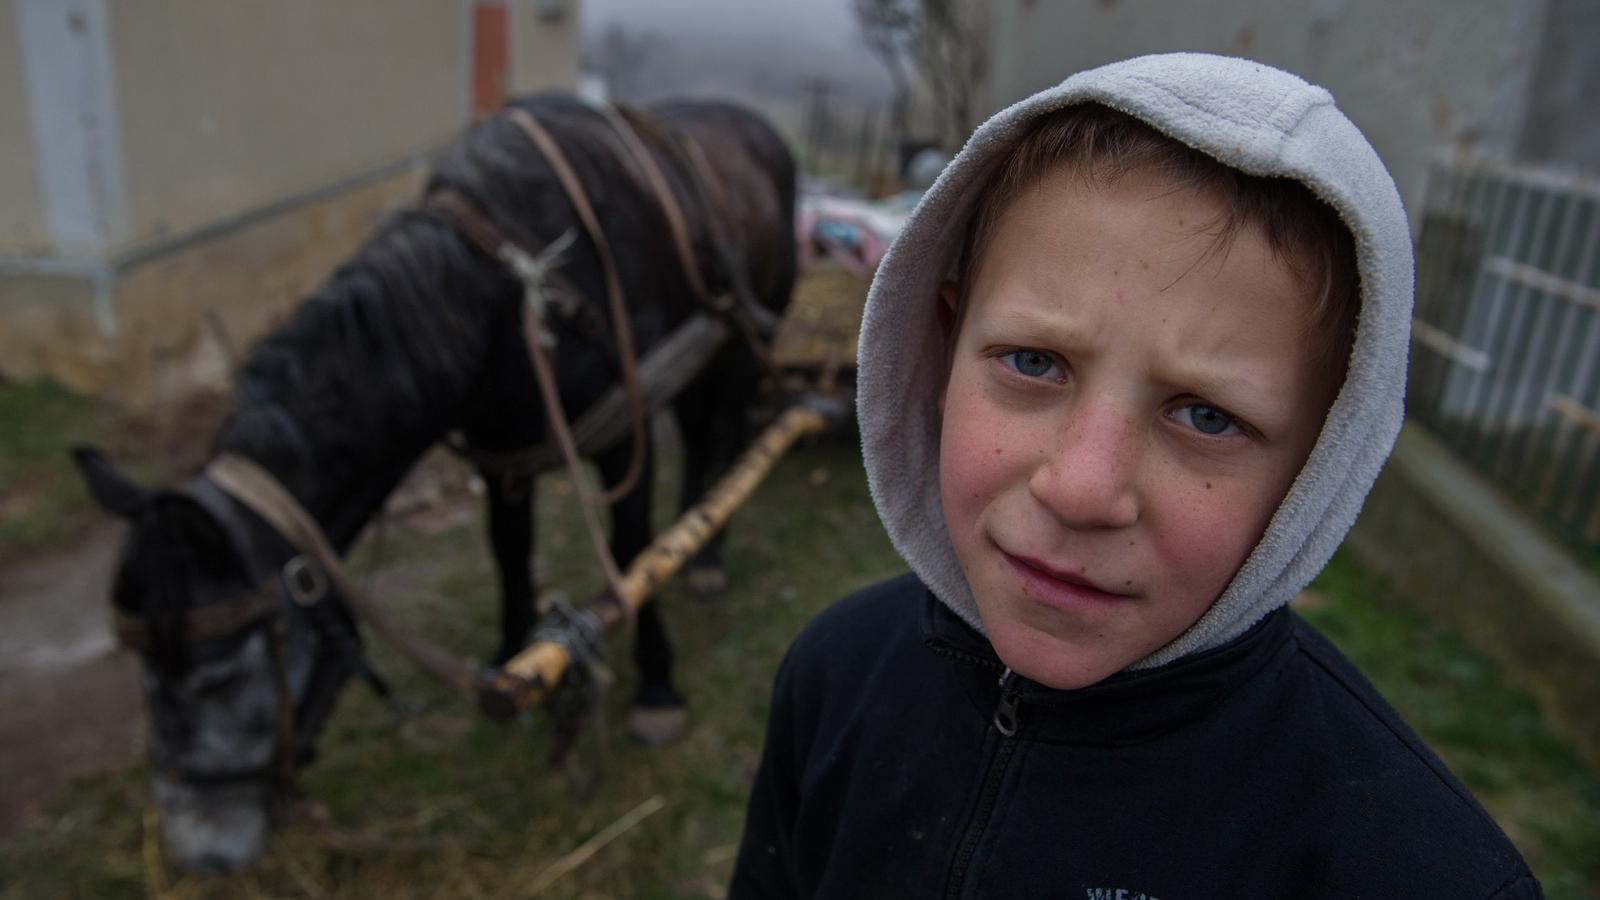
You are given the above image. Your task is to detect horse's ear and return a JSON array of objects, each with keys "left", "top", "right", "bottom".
[{"left": 71, "top": 445, "right": 152, "bottom": 518}]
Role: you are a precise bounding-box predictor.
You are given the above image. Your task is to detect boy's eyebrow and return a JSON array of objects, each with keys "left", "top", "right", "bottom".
[
  {"left": 973, "top": 305, "right": 1293, "bottom": 423},
  {"left": 1152, "top": 356, "right": 1305, "bottom": 434},
  {"left": 969, "top": 303, "right": 1092, "bottom": 343},
  {"left": 1158, "top": 363, "right": 1271, "bottom": 406}
]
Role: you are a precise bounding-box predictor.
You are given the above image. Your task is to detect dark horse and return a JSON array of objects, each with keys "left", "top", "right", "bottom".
[{"left": 72, "top": 96, "right": 795, "bottom": 872}]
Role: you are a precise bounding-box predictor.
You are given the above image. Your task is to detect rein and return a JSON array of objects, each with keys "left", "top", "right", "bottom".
[
  {"left": 424, "top": 101, "right": 780, "bottom": 613},
  {"left": 426, "top": 173, "right": 633, "bottom": 603},
  {"left": 600, "top": 105, "right": 784, "bottom": 380},
  {"left": 502, "top": 106, "right": 650, "bottom": 509},
  {"left": 204, "top": 454, "right": 484, "bottom": 700},
  {"left": 430, "top": 102, "right": 784, "bottom": 480}
]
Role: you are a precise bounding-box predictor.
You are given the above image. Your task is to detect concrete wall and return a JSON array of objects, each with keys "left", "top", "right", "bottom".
[
  {"left": 3, "top": 0, "right": 582, "bottom": 258},
  {"left": 979, "top": 0, "right": 1551, "bottom": 228},
  {"left": 0, "top": 1, "right": 49, "bottom": 253},
  {"left": 510, "top": 0, "right": 579, "bottom": 95},
  {"left": 109, "top": 1, "right": 465, "bottom": 249},
  {"left": 111, "top": 166, "right": 433, "bottom": 410},
  {"left": 0, "top": 272, "right": 108, "bottom": 389},
  {"left": 0, "top": 164, "right": 430, "bottom": 403},
  {"left": 1, "top": 0, "right": 579, "bottom": 405},
  {"left": 1517, "top": 0, "right": 1600, "bottom": 169}
]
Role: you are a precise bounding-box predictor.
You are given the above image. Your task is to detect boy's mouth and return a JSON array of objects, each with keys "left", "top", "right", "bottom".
[{"left": 1001, "top": 551, "right": 1135, "bottom": 611}]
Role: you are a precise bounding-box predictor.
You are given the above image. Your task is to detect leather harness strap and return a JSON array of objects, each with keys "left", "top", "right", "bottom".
[
  {"left": 425, "top": 102, "right": 772, "bottom": 614},
  {"left": 425, "top": 189, "right": 505, "bottom": 263},
  {"left": 673, "top": 128, "right": 786, "bottom": 381},
  {"left": 503, "top": 106, "right": 649, "bottom": 507},
  {"left": 206, "top": 453, "right": 484, "bottom": 702},
  {"left": 602, "top": 106, "right": 783, "bottom": 381},
  {"left": 518, "top": 288, "right": 629, "bottom": 600},
  {"left": 426, "top": 185, "right": 632, "bottom": 612},
  {"left": 112, "top": 589, "right": 278, "bottom": 652},
  {"left": 594, "top": 103, "right": 715, "bottom": 305},
  {"left": 430, "top": 110, "right": 644, "bottom": 605}
]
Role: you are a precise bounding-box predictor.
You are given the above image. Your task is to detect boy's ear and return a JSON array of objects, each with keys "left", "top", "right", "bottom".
[{"left": 936, "top": 281, "right": 960, "bottom": 416}]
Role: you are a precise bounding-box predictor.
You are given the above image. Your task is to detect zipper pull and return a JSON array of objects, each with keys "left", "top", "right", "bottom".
[{"left": 993, "top": 667, "right": 1021, "bottom": 737}]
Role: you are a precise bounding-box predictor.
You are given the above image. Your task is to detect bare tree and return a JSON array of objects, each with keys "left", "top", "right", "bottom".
[
  {"left": 914, "top": 0, "right": 988, "bottom": 147},
  {"left": 854, "top": 0, "right": 915, "bottom": 154},
  {"left": 583, "top": 23, "right": 662, "bottom": 103},
  {"left": 853, "top": 0, "right": 989, "bottom": 150}
]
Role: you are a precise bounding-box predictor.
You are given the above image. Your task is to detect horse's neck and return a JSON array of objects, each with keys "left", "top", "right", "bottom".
[
  {"left": 215, "top": 220, "right": 508, "bottom": 551},
  {"left": 220, "top": 374, "right": 479, "bottom": 556}
]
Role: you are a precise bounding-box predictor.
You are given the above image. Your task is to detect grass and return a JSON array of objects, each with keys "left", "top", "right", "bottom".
[
  {"left": 0, "top": 433, "right": 904, "bottom": 899},
  {"left": 1568, "top": 539, "right": 1600, "bottom": 582},
  {"left": 0, "top": 379, "right": 119, "bottom": 559},
  {"left": 0, "top": 377, "right": 208, "bottom": 566},
  {"left": 1, "top": 430, "right": 1596, "bottom": 897},
  {"left": 1303, "top": 556, "right": 1600, "bottom": 898}
]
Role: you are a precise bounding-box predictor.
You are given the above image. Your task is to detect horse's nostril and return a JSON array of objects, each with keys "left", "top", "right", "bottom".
[
  {"left": 193, "top": 851, "right": 248, "bottom": 875},
  {"left": 153, "top": 774, "right": 269, "bottom": 873}
]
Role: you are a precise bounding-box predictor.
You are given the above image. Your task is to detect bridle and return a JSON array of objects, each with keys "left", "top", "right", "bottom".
[{"left": 114, "top": 471, "right": 392, "bottom": 791}]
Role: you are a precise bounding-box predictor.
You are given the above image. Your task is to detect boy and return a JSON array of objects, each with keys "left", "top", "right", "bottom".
[{"left": 732, "top": 54, "right": 1541, "bottom": 898}]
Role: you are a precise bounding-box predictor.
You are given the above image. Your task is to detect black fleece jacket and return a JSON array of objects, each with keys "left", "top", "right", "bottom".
[{"left": 731, "top": 573, "right": 1540, "bottom": 899}]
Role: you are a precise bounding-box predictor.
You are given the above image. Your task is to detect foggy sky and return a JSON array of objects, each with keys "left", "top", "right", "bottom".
[{"left": 581, "top": 0, "right": 863, "bottom": 51}]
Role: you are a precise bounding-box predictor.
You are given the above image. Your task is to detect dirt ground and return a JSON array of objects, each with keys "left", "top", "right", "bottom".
[
  {"left": 0, "top": 387, "right": 238, "bottom": 837},
  {"left": 0, "top": 443, "right": 484, "bottom": 840},
  {"left": 0, "top": 523, "right": 141, "bottom": 837},
  {"left": 0, "top": 267, "right": 871, "bottom": 844}
]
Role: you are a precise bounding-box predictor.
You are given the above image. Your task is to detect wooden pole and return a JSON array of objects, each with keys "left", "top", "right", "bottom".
[{"left": 479, "top": 401, "right": 833, "bottom": 717}]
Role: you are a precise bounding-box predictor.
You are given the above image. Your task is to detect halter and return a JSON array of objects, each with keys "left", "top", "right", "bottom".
[{"left": 113, "top": 473, "right": 392, "bottom": 790}]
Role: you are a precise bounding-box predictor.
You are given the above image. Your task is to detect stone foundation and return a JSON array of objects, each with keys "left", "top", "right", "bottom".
[{"left": 0, "top": 161, "right": 428, "bottom": 412}]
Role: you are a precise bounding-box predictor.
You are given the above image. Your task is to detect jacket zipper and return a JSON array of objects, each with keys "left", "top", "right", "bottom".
[{"left": 944, "top": 667, "right": 1023, "bottom": 899}]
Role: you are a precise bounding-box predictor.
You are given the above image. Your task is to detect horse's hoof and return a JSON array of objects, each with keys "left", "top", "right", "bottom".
[
  {"left": 686, "top": 566, "right": 727, "bottom": 595},
  {"left": 627, "top": 705, "right": 688, "bottom": 745}
]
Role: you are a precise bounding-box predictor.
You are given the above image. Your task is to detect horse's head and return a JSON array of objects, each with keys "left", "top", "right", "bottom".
[{"left": 72, "top": 447, "right": 357, "bottom": 872}]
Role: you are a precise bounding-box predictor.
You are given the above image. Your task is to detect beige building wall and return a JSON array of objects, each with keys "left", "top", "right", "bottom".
[
  {"left": 0, "top": 1, "right": 50, "bottom": 253},
  {"left": 110, "top": 0, "right": 467, "bottom": 248},
  {"left": 980, "top": 0, "right": 1550, "bottom": 227},
  {"left": 510, "top": 0, "right": 580, "bottom": 94},
  {"left": 2, "top": 0, "right": 580, "bottom": 404}
]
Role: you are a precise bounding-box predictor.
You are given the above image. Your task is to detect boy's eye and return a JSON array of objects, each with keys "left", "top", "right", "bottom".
[
  {"left": 1174, "top": 403, "right": 1241, "bottom": 436},
  {"left": 1004, "top": 349, "right": 1059, "bottom": 379}
]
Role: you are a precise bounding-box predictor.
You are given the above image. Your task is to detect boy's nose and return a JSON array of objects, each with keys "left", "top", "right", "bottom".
[{"left": 1027, "top": 406, "right": 1141, "bottom": 529}]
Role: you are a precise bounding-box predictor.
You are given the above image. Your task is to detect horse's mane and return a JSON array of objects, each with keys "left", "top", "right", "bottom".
[
  {"left": 209, "top": 99, "right": 606, "bottom": 474},
  {"left": 203, "top": 95, "right": 788, "bottom": 544},
  {"left": 209, "top": 206, "right": 514, "bottom": 538}
]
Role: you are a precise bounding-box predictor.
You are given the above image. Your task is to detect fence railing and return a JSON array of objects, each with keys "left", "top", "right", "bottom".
[{"left": 1409, "top": 157, "right": 1600, "bottom": 544}]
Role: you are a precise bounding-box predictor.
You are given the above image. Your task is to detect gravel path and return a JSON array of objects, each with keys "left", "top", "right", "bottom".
[{"left": 0, "top": 523, "right": 142, "bottom": 837}]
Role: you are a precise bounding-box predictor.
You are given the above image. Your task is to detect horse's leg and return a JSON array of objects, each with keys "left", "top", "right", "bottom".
[
  {"left": 484, "top": 469, "right": 537, "bottom": 666},
  {"left": 596, "top": 437, "right": 687, "bottom": 745},
  {"left": 673, "top": 362, "right": 755, "bottom": 594}
]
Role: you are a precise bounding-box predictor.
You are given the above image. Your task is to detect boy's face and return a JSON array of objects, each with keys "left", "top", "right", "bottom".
[{"left": 939, "top": 165, "right": 1336, "bottom": 690}]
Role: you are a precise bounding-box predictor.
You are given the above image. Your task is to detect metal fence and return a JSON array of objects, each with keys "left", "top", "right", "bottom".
[{"left": 1409, "top": 157, "right": 1600, "bottom": 544}]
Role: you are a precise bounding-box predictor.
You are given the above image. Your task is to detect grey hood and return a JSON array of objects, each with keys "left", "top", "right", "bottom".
[{"left": 857, "top": 53, "right": 1412, "bottom": 668}]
